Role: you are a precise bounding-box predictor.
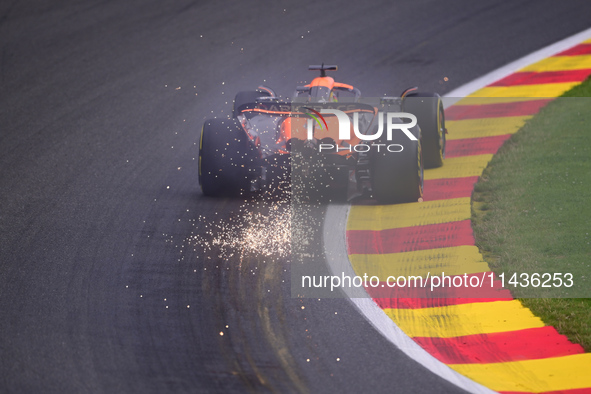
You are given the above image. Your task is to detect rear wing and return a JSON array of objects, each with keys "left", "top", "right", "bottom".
[{"left": 309, "top": 64, "right": 337, "bottom": 77}]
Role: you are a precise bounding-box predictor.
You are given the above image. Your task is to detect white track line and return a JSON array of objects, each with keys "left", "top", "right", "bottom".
[
  {"left": 323, "top": 26, "right": 591, "bottom": 394},
  {"left": 444, "top": 26, "right": 591, "bottom": 106}
]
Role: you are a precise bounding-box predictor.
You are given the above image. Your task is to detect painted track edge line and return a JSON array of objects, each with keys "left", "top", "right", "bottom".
[
  {"left": 443, "top": 26, "right": 591, "bottom": 107},
  {"left": 323, "top": 203, "right": 496, "bottom": 394}
]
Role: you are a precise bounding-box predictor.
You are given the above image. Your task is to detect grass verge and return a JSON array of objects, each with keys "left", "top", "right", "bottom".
[{"left": 471, "top": 77, "right": 591, "bottom": 351}]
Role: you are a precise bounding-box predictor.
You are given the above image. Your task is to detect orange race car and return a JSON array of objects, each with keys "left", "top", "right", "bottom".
[{"left": 198, "top": 65, "right": 446, "bottom": 203}]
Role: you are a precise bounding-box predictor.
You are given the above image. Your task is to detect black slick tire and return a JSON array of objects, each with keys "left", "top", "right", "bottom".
[
  {"left": 403, "top": 92, "right": 445, "bottom": 169},
  {"left": 369, "top": 126, "right": 423, "bottom": 204},
  {"left": 198, "top": 118, "right": 256, "bottom": 197}
]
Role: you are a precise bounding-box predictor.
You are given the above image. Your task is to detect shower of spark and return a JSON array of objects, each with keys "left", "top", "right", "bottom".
[
  {"left": 188, "top": 195, "right": 293, "bottom": 261},
  {"left": 187, "top": 164, "right": 323, "bottom": 264}
]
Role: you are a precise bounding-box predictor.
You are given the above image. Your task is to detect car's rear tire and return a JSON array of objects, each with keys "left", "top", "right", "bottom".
[
  {"left": 232, "top": 90, "right": 271, "bottom": 118},
  {"left": 403, "top": 92, "right": 445, "bottom": 169},
  {"left": 370, "top": 126, "right": 423, "bottom": 204},
  {"left": 198, "top": 118, "right": 256, "bottom": 197}
]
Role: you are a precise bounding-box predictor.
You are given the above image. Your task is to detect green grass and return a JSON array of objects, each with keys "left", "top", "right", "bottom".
[{"left": 471, "top": 77, "right": 591, "bottom": 350}]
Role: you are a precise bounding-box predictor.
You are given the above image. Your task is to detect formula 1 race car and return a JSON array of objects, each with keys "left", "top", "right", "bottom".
[{"left": 198, "top": 65, "right": 446, "bottom": 204}]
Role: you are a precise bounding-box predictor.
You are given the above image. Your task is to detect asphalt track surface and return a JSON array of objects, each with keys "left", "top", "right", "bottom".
[{"left": 2, "top": 1, "right": 591, "bottom": 393}]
